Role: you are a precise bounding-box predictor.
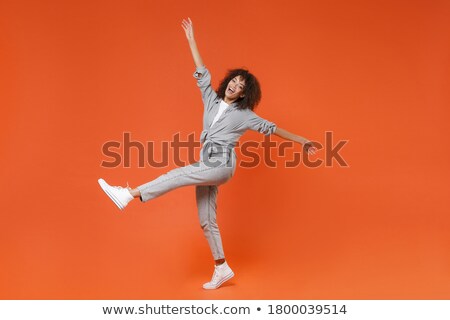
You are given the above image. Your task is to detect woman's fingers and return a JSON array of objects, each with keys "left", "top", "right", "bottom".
[
  {"left": 308, "top": 147, "right": 318, "bottom": 155},
  {"left": 181, "top": 18, "right": 194, "bottom": 37},
  {"left": 181, "top": 18, "right": 192, "bottom": 29},
  {"left": 181, "top": 20, "right": 193, "bottom": 39},
  {"left": 304, "top": 143, "right": 318, "bottom": 155}
]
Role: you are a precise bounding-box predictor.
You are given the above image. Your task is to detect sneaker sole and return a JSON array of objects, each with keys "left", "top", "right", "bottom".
[
  {"left": 203, "top": 271, "right": 235, "bottom": 290},
  {"left": 98, "top": 179, "right": 125, "bottom": 210}
]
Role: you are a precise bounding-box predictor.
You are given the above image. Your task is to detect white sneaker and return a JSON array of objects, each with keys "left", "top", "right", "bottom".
[
  {"left": 203, "top": 262, "right": 234, "bottom": 290},
  {"left": 98, "top": 178, "right": 134, "bottom": 210}
]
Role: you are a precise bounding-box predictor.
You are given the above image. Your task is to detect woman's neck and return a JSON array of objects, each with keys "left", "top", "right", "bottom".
[{"left": 223, "top": 97, "right": 236, "bottom": 105}]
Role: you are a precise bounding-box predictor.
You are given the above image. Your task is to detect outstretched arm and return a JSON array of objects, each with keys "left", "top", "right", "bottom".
[
  {"left": 181, "top": 18, "right": 204, "bottom": 69},
  {"left": 274, "top": 127, "right": 318, "bottom": 155}
]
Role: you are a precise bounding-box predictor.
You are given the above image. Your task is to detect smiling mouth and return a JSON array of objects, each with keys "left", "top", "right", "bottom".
[{"left": 228, "top": 87, "right": 235, "bottom": 94}]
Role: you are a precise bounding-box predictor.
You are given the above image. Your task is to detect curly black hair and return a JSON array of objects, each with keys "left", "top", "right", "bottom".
[{"left": 216, "top": 69, "right": 261, "bottom": 111}]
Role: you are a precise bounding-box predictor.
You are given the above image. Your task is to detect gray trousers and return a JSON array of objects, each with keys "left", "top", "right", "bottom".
[{"left": 136, "top": 145, "right": 236, "bottom": 260}]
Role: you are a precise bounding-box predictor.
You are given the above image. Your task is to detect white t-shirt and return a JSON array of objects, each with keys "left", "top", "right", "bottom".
[{"left": 210, "top": 100, "right": 229, "bottom": 127}]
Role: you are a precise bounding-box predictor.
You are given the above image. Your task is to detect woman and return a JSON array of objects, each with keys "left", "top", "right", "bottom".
[{"left": 98, "top": 18, "right": 317, "bottom": 290}]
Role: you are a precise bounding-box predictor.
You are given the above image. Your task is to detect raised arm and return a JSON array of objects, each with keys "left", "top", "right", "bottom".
[
  {"left": 274, "top": 127, "right": 318, "bottom": 155},
  {"left": 181, "top": 18, "right": 204, "bottom": 69}
]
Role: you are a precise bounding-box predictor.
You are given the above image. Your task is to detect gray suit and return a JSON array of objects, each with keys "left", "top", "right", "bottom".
[{"left": 137, "top": 67, "right": 277, "bottom": 260}]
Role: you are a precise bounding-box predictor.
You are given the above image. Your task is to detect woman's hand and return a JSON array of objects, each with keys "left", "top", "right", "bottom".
[
  {"left": 274, "top": 127, "right": 318, "bottom": 155},
  {"left": 181, "top": 18, "right": 195, "bottom": 41},
  {"left": 302, "top": 140, "right": 318, "bottom": 155},
  {"left": 181, "top": 17, "right": 204, "bottom": 68}
]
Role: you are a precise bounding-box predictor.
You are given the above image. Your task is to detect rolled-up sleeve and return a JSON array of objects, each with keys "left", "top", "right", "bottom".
[
  {"left": 193, "top": 66, "right": 217, "bottom": 108},
  {"left": 193, "top": 65, "right": 208, "bottom": 81},
  {"left": 247, "top": 112, "right": 277, "bottom": 135}
]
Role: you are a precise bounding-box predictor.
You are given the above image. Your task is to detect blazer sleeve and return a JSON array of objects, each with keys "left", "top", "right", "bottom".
[
  {"left": 247, "top": 111, "right": 277, "bottom": 135},
  {"left": 193, "top": 66, "right": 218, "bottom": 110}
]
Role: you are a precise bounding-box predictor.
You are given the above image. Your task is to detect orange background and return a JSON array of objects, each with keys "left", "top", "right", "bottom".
[{"left": 1, "top": 0, "right": 449, "bottom": 299}]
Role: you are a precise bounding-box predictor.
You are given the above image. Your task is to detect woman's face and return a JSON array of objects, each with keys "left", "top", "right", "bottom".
[{"left": 225, "top": 76, "right": 245, "bottom": 102}]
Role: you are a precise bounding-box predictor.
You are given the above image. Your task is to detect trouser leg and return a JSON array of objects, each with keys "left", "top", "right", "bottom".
[
  {"left": 136, "top": 159, "right": 232, "bottom": 203},
  {"left": 136, "top": 152, "right": 235, "bottom": 260},
  {"left": 196, "top": 185, "right": 224, "bottom": 260}
]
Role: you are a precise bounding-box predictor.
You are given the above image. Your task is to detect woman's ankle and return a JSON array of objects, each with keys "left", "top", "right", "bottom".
[
  {"left": 215, "top": 258, "right": 226, "bottom": 266},
  {"left": 129, "top": 188, "right": 141, "bottom": 198}
]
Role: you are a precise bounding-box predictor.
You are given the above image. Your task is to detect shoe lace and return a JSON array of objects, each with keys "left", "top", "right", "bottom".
[{"left": 211, "top": 269, "right": 220, "bottom": 283}]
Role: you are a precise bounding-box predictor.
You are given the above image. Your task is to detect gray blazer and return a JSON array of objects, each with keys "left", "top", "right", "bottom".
[{"left": 194, "top": 66, "right": 277, "bottom": 154}]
